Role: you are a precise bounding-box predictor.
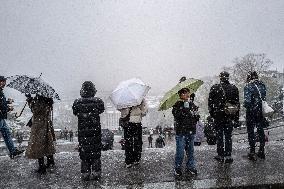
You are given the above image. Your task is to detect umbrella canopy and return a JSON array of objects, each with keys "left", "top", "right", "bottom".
[
  {"left": 7, "top": 75, "right": 60, "bottom": 100},
  {"left": 158, "top": 78, "right": 203, "bottom": 111},
  {"left": 110, "top": 78, "right": 150, "bottom": 109}
]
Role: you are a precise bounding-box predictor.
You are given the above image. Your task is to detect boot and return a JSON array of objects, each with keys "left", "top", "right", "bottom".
[
  {"left": 81, "top": 173, "right": 90, "bottom": 181},
  {"left": 36, "top": 158, "right": 46, "bottom": 174},
  {"left": 9, "top": 149, "right": 24, "bottom": 159},
  {"left": 257, "top": 146, "right": 265, "bottom": 159},
  {"left": 46, "top": 155, "right": 55, "bottom": 168}
]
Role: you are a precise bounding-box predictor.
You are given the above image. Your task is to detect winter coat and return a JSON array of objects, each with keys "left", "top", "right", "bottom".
[
  {"left": 244, "top": 79, "right": 266, "bottom": 119},
  {"left": 172, "top": 100, "right": 197, "bottom": 135},
  {"left": 119, "top": 99, "right": 147, "bottom": 123},
  {"left": 0, "top": 89, "right": 9, "bottom": 119},
  {"left": 208, "top": 80, "right": 240, "bottom": 122},
  {"left": 72, "top": 81, "right": 105, "bottom": 161},
  {"left": 155, "top": 136, "right": 165, "bottom": 148},
  {"left": 194, "top": 121, "right": 204, "bottom": 143},
  {"left": 26, "top": 97, "right": 56, "bottom": 159}
]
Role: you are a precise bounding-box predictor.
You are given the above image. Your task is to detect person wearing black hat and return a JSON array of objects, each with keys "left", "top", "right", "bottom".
[
  {"left": 208, "top": 71, "right": 240, "bottom": 163},
  {"left": 244, "top": 71, "right": 267, "bottom": 160},
  {"left": 0, "top": 76, "right": 24, "bottom": 158}
]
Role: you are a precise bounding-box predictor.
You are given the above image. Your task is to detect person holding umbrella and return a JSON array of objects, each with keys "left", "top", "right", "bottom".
[
  {"left": 110, "top": 78, "right": 149, "bottom": 168},
  {"left": 25, "top": 94, "right": 56, "bottom": 174},
  {"left": 119, "top": 99, "right": 148, "bottom": 168},
  {"left": 172, "top": 88, "right": 198, "bottom": 176},
  {"left": 0, "top": 76, "right": 24, "bottom": 159}
]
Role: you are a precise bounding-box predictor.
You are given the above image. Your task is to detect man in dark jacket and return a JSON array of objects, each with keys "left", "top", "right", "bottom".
[
  {"left": 0, "top": 76, "right": 24, "bottom": 159},
  {"left": 244, "top": 71, "right": 266, "bottom": 160},
  {"left": 172, "top": 88, "right": 197, "bottom": 176},
  {"left": 208, "top": 71, "right": 240, "bottom": 163},
  {"left": 72, "top": 81, "right": 105, "bottom": 181}
]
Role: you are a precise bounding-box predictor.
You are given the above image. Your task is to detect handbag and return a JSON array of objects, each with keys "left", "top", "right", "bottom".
[
  {"left": 254, "top": 84, "right": 274, "bottom": 116},
  {"left": 220, "top": 85, "right": 239, "bottom": 115}
]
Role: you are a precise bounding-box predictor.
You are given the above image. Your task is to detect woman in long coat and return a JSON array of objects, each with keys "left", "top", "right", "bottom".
[{"left": 26, "top": 94, "right": 56, "bottom": 174}]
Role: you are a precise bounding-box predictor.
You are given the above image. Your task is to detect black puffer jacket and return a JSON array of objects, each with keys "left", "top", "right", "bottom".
[
  {"left": 208, "top": 80, "right": 240, "bottom": 122},
  {"left": 172, "top": 101, "right": 197, "bottom": 135},
  {"left": 72, "top": 81, "right": 105, "bottom": 161}
]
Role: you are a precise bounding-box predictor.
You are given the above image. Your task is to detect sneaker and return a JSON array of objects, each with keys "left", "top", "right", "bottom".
[
  {"left": 174, "top": 168, "right": 182, "bottom": 176},
  {"left": 81, "top": 173, "right": 91, "bottom": 181},
  {"left": 10, "top": 149, "right": 24, "bottom": 159},
  {"left": 257, "top": 152, "right": 265, "bottom": 159},
  {"left": 224, "top": 156, "right": 233, "bottom": 163},
  {"left": 187, "top": 168, "right": 198, "bottom": 175},
  {"left": 214, "top": 155, "right": 224, "bottom": 163},
  {"left": 247, "top": 153, "right": 257, "bottom": 161},
  {"left": 125, "top": 164, "right": 132, "bottom": 168}
]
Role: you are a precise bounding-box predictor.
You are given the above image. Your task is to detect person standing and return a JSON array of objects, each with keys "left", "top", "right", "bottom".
[
  {"left": 64, "top": 127, "right": 68, "bottom": 140},
  {"left": 155, "top": 134, "right": 165, "bottom": 148},
  {"left": 69, "top": 129, "right": 74, "bottom": 142},
  {"left": 72, "top": 81, "right": 105, "bottom": 181},
  {"left": 244, "top": 71, "right": 267, "bottom": 160},
  {"left": 26, "top": 94, "right": 56, "bottom": 174},
  {"left": 208, "top": 71, "right": 240, "bottom": 163},
  {"left": 172, "top": 88, "right": 198, "bottom": 176},
  {"left": 0, "top": 76, "right": 24, "bottom": 159},
  {"left": 119, "top": 99, "right": 147, "bottom": 168},
  {"left": 148, "top": 134, "right": 153, "bottom": 148}
]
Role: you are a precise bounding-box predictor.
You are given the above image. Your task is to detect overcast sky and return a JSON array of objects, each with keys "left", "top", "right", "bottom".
[{"left": 1, "top": 0, "right": 283, "bottom": 98}]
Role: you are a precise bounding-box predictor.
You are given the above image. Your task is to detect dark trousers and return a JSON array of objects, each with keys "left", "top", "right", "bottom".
[
  {"left": 246, "top": 115, "right": 265, "bottom": 153},
  {"left": 124, "top": 122, "right": 143, "bottom": 165},
  {"left": 81, "top": 159, "right": 101, "bottom": 173},
  {"left": 215, "top": 120, "right": 233, "bottom": 157},
  {"left": 38, "top": 155, "right": 54, "bottom": 167}
]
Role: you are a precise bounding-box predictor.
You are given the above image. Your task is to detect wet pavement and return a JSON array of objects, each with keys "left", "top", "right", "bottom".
[{"left": 1, "top": 139, "right": 284, "bottom": 188}]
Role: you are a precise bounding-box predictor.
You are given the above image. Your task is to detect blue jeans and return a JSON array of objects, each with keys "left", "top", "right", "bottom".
[
  {"left": 175, "top": 134, "right": 195, "bottom": 170},
  {"left": 0, "top": 119, "right": 15, "bottom": 154}
]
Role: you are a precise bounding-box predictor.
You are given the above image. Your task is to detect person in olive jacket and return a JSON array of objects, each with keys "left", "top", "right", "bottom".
[{"left": 72, "top": 81, "right": 105, "bottom": 181}]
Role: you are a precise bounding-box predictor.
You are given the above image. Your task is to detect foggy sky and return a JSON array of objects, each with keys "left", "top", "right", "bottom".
[{"left": 1, "top": 0, "right": 283, "bottom": 98}]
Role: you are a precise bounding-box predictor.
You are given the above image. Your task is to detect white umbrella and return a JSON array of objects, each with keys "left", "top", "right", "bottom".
[{"left": 110, "top": 78, "right": 150, "bottom": 109}]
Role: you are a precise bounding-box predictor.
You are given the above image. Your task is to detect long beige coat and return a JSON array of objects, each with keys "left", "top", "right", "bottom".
[{"left": 25, "top": 98, "right": 56, "bottom": 159}]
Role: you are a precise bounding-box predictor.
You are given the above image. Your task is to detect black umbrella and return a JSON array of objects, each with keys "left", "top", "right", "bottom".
[{"left": 7, "top": 74, "right": 60, "bottom": 100}]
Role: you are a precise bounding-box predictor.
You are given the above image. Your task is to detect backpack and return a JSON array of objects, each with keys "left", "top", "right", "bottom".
[
  {"left": 220, "top": 85, "right": 239, "bottom": 115},
  {"left": 119, "top": 107, "right": 132, "bottom": 128}
]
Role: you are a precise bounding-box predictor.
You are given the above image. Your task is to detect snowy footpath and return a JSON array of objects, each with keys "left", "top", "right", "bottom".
[{"left": 1, "top": 140, "right": 284, "bottom": 189}]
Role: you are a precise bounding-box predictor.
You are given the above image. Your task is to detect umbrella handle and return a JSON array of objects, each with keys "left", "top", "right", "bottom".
[{"left": 15, "top": 102, "right": 27, "bottom": 118}]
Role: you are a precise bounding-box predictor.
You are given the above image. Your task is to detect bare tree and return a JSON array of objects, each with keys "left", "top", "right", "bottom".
[{"left": 230, "top": 53, "right": 273, "bottom": 84}]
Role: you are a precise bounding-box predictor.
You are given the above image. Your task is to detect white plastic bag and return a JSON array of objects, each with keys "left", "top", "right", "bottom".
[
  {"left": 262, "top": 100, "right": 274, "bottom": 116},
  {"left": 254, "top": 84, "right": 274, "bottom": 117}
]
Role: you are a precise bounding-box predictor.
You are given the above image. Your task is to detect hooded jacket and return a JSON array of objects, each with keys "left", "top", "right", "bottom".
[
  {"left": 244, "top": 79, "right": 266, "bottom": 119},
  {"left": 72, "top": 81, "right": 105, "bottom": 161}
]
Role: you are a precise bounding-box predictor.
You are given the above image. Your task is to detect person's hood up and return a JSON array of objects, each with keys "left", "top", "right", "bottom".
[{"left": 80, "top": 81, "right": 97, "bottom": 98}]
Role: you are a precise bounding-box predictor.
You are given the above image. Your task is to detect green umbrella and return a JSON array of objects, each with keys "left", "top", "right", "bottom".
[{"left": 158, "top": 78, "right": 203, "bottom": 111}]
